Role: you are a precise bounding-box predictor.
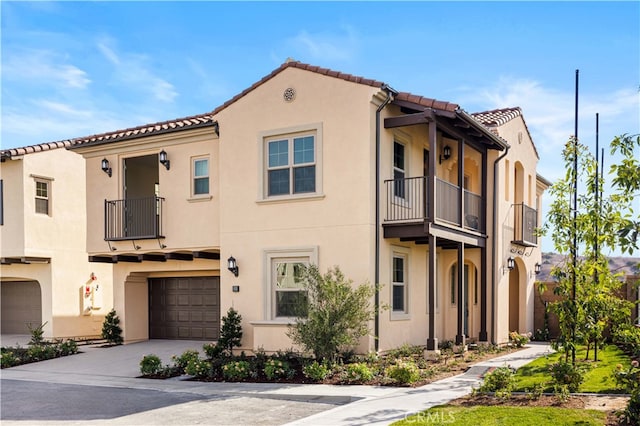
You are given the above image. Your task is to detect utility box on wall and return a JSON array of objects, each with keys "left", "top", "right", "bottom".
[{"left": 81, "top": 273, "right": 102, "bottom": 315}]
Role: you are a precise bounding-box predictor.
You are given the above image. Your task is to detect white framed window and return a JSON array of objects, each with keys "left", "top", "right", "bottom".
[
  {"left": 192, "top": 157, "right": 209, "bottom": 196},
  {"left": 34, "top": 177, "right": 51, "bottom": 215},
  {"left": 258, "top": 123, "right": 323, "bottom": 201},
  {"left": 393, "top": 140, "right": 407, "bottom": 199},
  {"left": 264, "top": 247, "right": 318, "bottom": 320},
  {"left": 267, "top": 135, "right": 315, "bottom": 196},
  {"left": 391, "top": 247, "right": 410, "bottom": 316}
]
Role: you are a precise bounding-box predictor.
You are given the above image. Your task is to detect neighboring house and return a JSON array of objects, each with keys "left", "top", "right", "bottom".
[
  {"left": 67, "top": 61, "right": 548, "bottom": 352},
  {"left": 0, "top": 143, "right": 113, "bottom": 339}
]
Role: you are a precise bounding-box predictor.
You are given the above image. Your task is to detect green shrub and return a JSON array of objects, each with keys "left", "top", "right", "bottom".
[
  {"left": 474, "top": 365, "right": 516, "bottom": 400},
  {"left": 101, "top": 309, "right": 123, "bottom": 345},
  {"left": 27, "top": 344, "right": 55, "bottom": 361},
  {"left": 548, "top": 361, "right": 585, "bottom": 393},
  {"left": 27, "top": 322, "right": 47, "bottom": 346},
  {"left": 386, "top": 344, "right": 424, "bottom": 358},
  {"left": 219, "top": 307, "right": 243, "bottom": 355},
  {"left": 172, "top": 349, "right": 200, "bottom": 372},
  {"left": 286, "top": 266, "right": 377, "bottom": 362},
  {"left": 509, "top": 331, "right": 531, "bottom": 348},
  {"left": 1, "top": 350, "right": 21, "bottom": 368},
  {"left": 303, "top": 361, "right": 331, "bottom": 381},
  {"left": 386, "top": 360, "right": 421, "bottom": 385},
  {"left": 203, "top": 342, "right": 224, "bottom": 359},
  {"left": 343, "top": 362, "right": 374, "bottom": 383},
  {"left": 264, "top": 359, "right": 293, "bottom": 380},
  {"left": 58, "top": 340, "right": 78, "bottom": 356},
  {"left": 185, "top": 358, "right": 211, "bottom": 378},
  {"left": 222, "top": 360, "right": 250, "bottom": 381},
  {"left": 614, "top": 360, "right": 640, "bottom": 425},
  {"left": 140, "top": 354, "right": 162, "bottom": 376}
]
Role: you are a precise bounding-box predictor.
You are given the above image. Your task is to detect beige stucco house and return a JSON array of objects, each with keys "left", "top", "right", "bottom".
[
  {"left": 0, "top": 143, "right": 113, "bottom": 339},
  {"left": 66, "top": 61, "right": 548, "bottom": 352}
]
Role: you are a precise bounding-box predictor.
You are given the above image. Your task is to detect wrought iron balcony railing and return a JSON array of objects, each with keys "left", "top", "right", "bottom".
[
  {"left": 512, "top": 203, "right": 538, "bottom": 246},
  {"left": 104, "top": 196, "right": 164, "bottom": 241},
  {"left": 383, "top": 176, "right": 484, "bottom": 233}
]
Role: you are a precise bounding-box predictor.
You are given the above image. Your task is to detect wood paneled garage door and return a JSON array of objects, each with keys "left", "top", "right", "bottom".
[
  {"left": 1, "top": 281, "right": 42, "bottom": 334},
  {"left": 148, "top": 277, "right": 220, "bottom": 340}
]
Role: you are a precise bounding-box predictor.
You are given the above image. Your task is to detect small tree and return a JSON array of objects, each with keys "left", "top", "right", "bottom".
[
  {"left": 218, "top": 307, "right": 243, "bottom": 354},
  {"left": 287, "top": 265, "right": 377, "bottom": 362},
  {"left": 101, "top": 309, "right": 123, "bottom": 345}
]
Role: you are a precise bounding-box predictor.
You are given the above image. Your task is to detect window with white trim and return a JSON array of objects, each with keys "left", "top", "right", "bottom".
[
  {"left": 192, "top": 157, "right": 209, "bottom": 196},
  {"left": 393, "top": 141, "right": 406, "bottom": 199},
  {"left": 392, "top": 253, "right": 408, "bottom": 313},
  {"left": 264, "top": 247, "right": 318, "bottom": 320},
  {"left": 35, "top": 179, "right": 50, "bottom": 215},
  {"left": 266, "top": 133, "right": 316, "bottom": 196}
]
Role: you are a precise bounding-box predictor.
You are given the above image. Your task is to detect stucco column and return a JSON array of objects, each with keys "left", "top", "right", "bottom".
[{"left": 455, "top": 242, "right": 466, "bottom": 345}]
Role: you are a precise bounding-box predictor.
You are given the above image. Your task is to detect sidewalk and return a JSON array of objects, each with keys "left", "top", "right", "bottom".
[{"left": 284, "top": 342, "right": 552, "bottom": 426}]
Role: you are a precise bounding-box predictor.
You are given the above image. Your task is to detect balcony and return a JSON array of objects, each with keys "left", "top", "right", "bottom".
[
  {"left": 105, "top": 196, "right": 165, "bottom": 241},
  {"left": 512, "top": 203, "right": 538, "bottom": 246},
  {"left": 383, "top": 176, "right": 484, "bottom": 233}
]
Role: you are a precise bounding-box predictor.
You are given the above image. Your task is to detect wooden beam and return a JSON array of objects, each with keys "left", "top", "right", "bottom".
[
  {"left": 89, "top": 256, "right": 117, "bottom": 264},
  {"left": 113, "top": 255, "right": 141, "bottom": 263},
  {"left": 384, "top": 113, "right": 430, "bottom": 129},
  {"left": 139, "top": 254, "right": 167, "bottom": 262},
  {"left": 165, "top": 252, "right": 193, "bottom": 261},
  {"left": 193, "top": 251, "right": 220, "bottom": 260}
]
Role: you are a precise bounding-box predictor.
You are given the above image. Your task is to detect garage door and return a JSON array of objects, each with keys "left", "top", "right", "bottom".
[
  {"left": 1, "top": 281, "right": 42, "bottom": 334},
  {"left": 148, "top": 277, "right": 220, "bottom": 340}
]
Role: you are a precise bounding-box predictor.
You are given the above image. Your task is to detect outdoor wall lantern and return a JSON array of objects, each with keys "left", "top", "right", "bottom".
[
  {"left": 101, "top": 158, "right": 112, "bottom": 177},
  {"left": 159, "top": 150, "right": 170, "bottom": 170},
  {"left": 507, "top": 257, "right": 515, "bottom": 271},
  {"left": 227, "top": 256, "right": 239, "bottom": 277},
  {"left": 439, "top": 145, "right": 451, "bottom": 164},
  {"left": 534, "top": 262, "right": 541, "bottom": 275}
]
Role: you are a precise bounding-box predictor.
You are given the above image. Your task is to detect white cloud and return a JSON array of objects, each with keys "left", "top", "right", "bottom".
[
  {"left": 286, "top": 25, "right": 359, "bottom": 63},
  {"left": 3, "top": 49, "right": 91, "bottom": 89},
  {"left": 95, "top": 38, "right": 178, "bottom": 103}
]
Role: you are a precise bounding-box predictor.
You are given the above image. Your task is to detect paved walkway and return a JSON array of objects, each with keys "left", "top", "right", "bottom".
[{"left": 1, "top": 340, "right": 552, "bottom": 425}]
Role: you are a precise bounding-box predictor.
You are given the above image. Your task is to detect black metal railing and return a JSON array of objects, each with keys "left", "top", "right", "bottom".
[
  {"left": 384, "top": 176, "right": 429, "bottom": 222},
  {"left": 105, "top": 196, "right": 164, "bottom": 241},
  {"left": 384, "top": 176, "right": 485, "bottom": 232},
  {"left": 513, "top": 203, "right": 538, "bottom": 246}
]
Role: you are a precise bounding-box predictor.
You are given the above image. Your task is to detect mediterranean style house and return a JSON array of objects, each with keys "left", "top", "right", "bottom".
[
  {"left": 0, "top": 143, "right": 113, "bottom": 340},
  {"left": 9, "top": 60, "right": 548, "bottom": 352}
]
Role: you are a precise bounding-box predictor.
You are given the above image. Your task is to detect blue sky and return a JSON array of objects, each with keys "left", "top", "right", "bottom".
[{"left": 2, "top": 1, "right": 639, "bottom": 255}]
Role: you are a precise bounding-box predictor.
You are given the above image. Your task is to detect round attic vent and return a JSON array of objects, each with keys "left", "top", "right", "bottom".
[{"left": 283, "top": 87, "right": 296, "bottom": 102}]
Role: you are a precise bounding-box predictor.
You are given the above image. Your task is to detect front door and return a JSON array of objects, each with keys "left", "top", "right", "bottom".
[{"left": 123, "top": 154, "right": 159, "bottom": 238}]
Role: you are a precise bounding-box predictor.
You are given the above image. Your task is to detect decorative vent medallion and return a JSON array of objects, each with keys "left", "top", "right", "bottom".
[{"left": 283, "top": 87, "right": 296, "bottom": 102}]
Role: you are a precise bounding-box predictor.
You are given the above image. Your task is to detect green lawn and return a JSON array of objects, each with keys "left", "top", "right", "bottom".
[
  {"left": 514, "top": 344, "right": 630, "bottom": 393},
  {"left": 393, "top": 405, "right": 606, "bottom": 425}
]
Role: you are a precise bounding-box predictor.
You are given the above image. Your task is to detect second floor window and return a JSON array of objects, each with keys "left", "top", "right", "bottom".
[
  {"left": 35, "top": 179, "right": 49, "bottom": 215},
  {"left": 267, "top": 134, "right": 316, "bottom": 196},
  {"left": 393, "top": 141, "right": 406, "bottom": 199},
  {"left": 193, "top": 158, "right": 209, "bottom": 196}
]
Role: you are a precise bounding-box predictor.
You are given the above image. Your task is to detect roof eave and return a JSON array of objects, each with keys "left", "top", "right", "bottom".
[{"left": 457, "top": 110, "right": 508, "bottom": 151}]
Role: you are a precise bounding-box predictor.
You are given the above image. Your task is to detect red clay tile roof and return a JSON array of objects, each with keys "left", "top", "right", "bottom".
[
  {"left": 471, "top": 107, "right": 522, "bottom": 126},
  {"left": 393, "top": 92, "right": 459, "bottom": 112},
  {"left": 69, "top": 113, "right": 216, "bottom": 149},
  {"left": 211, "top": 60, "right": 389, "bottom": 116},
  {"left": 1, "top": 140, "right": 73, "bottom": 160},
  {"left": 471, "top": 107, "right": 539, "bottom": 158}
]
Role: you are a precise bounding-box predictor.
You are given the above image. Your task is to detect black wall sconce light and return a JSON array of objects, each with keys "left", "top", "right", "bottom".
[
  {"left": 159, "top": 150, "right": 170, "bottom": 170},
  {"left": 439, "top": 145, "right": 451, "bottom": 164},
  {"left": 507, "top": 257, "right": 515, "bottom": 270},
  {"left": 227, "top": 256, "right": 239, "bottom": 277},
  {"left": 534, "top": 262, "right": 541, "bottom": 275},
  {"left": 101, "top": 158, "right": 112, "bottom": 177}
]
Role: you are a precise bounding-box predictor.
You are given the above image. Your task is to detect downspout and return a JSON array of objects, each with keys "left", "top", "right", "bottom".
[
  {"left": 375, "top": 84, "right": 396, "bottom": 352},
  {"left": 491, "top": 143, "right": 510, "bottom": 344}
]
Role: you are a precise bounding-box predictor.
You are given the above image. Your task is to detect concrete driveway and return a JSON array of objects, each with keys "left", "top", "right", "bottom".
[{"left": 1, "top": 338, "right": 553, "bottom": 425}]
